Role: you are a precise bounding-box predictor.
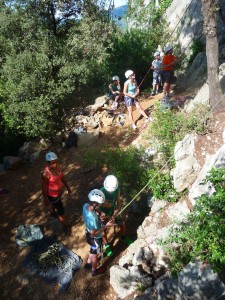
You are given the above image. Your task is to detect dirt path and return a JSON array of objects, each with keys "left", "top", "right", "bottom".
[{"left": 0, "top": 93, "right": 162, "bottom": 300}]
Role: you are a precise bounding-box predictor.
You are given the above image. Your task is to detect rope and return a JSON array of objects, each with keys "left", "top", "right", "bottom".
[
  {"left": 137, "top": 0, "right": 196, "bottom": 90},
  {"left": 117, "top": 92, "right": 225, "bottom": 217}
]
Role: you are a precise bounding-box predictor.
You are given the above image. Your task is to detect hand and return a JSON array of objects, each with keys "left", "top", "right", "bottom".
[
  {"left": 100, "top": 212, "right": 106, "bottom": 221},
  {"left": 106, "top": 219, "right": 115, "bottom": 227},
  {"left": 110, "top": 216, "right": 115, "bottom": 223}
]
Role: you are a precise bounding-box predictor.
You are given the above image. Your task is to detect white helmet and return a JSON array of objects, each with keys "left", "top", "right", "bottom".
[
  {"left": 88, "top": 189, "right": 105, "bottom": 204},
  {"left": 125, "top": 70, "right": 133, "bottom": 79},
  {"left": 154, "top": 51, "right": 160, "bottom": 57},
  {"left": 45, "top": 152, "right": 58, "bottom": 162},
  {"left": 104, "top": 175, "right": 118, "bottom": 192},
  {"left": 165, "top": 45, "right": 173, "bottom": 53},
  {"left": 112, "top": 75, "right": 119, "bottom": 81}
]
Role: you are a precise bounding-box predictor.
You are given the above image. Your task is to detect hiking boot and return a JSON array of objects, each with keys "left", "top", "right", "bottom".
[
  {"left": 84, "top": 262, "right": 92, "bottom": 269},
  {"left": 92, "top": 266, "right": 106, "bottom": 276},
  {"left": 120, "top": 236, "right": 134, "bottom": 246},
  {"left": 104, "top": 244, "right": 113, "bottom": 257}
]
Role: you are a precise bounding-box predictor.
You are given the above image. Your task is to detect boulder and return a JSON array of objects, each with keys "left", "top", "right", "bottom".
[
  {"left": 76, "top": 129, "right": 99, "bottom": 148},
  {"left": 3, "top": 156, "right": 22, "bottom": 170},
  {"left": 184, "top": 83, "right": 209, "bottom": 113}
]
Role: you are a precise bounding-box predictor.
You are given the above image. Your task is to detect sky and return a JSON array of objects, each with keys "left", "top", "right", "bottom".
[{"left": 114, "top": 0, "right": 127, "bottom": 8}]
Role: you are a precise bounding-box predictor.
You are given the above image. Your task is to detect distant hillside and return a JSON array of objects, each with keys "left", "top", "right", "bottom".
[{"left": 112, "top": 4, "right": 128, "bottom": 29}]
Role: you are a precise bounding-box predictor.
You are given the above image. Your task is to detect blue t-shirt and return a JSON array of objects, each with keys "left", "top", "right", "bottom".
[{"left": 83, "top": 203, "right": 102, "bottom": 238}]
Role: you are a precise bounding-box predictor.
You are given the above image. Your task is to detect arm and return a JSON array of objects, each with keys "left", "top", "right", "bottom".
[
  {"left": 42, "top": 171, "right": 50, "bottom": 206},
  {"left": 109, "top": 83, "right": 120, "bottom": 95},
  {"left": 111, "top": 190, "right": 121, "bottom": 221},
  {"left": 89, "top": 220, "right": 114, "bottom": 238},
  {"left": 61, "top": 175, "right": 71, "bottom": 194}
]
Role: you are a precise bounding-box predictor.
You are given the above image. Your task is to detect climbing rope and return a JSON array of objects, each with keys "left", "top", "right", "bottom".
[{"left": 117, "top": 92, "right": 225, "bottom": 217}]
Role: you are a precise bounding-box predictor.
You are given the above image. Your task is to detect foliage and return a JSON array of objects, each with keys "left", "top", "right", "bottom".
[
  {"left": 160, "top": 168, "right": 225, "bottom": 275},
  {"left": 84, "top": 146, "right": 148, "bottom": 198},
  {"left": 146, "top": 167, "right": 179, "bottom": 202},
  {"left": 188, "top": 39, "right": 205, "bottom": 67},
  {"left": 145, "top": 103, "right": 210, "bottom": 166}
]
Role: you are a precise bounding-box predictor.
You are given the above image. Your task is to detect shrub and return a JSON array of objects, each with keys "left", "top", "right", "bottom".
[{"left": 160, "top": 168, "right": 225, "bottom": 275}]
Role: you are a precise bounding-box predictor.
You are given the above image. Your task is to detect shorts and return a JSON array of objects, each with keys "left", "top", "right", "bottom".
[
  {"left": 48, "top": 195, "right": 64, "bottom": 216},
  {"left": 162, "top": 70, "right": 174, "bottom": 84},
  {"left": 85, "top": 231, "right": 103, "bottom": 254},
  {"left": 124, "top": 96, "right": 138, "bottom": 107},
  {"left": 153, "top": 71, "right": 162, "bottom": 85}
]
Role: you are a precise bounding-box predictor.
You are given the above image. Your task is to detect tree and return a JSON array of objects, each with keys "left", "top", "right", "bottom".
[{"left": 201, "top": 0, "right": 224, "bottom": 109}]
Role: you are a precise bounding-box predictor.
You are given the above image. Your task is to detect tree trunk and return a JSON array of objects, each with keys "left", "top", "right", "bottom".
[{"left": 201, "top": 0, "right": 224, "bottom": 110}]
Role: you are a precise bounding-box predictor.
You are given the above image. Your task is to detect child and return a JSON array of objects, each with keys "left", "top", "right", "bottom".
[
  {"left": 151, "top": 51, "right": 162, "bottom": 96},
  {"left": 100, "top": 175, "right": 133, "bottom": 256},
  {"left": 83, "top": 189, "right": 114, "bottom": 276},
  {"left": 108, "top": 76, "right": 122, "bottom": 109}
]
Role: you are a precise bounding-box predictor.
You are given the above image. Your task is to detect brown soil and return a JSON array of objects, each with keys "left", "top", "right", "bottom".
[
  {"left": 0, "top": 93, "right": 160, "bottom": 300},
  {"left": 1, "top": 93, "right": 224, "bottom": 300}
]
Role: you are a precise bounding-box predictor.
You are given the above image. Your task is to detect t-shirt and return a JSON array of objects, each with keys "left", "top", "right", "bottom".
[
  {"left": 162, "top": 54, "right": 176, "bottom": 71},
  {"left": 101, "top": 187, "right": 119, "bottom": 205},
  {"left": 125, "top": 79, "right": 137, "bottom": 95},
  {"left": 83, "top": 203, "right": 102, "bottom": 238},
  {"left": 152, "top": 59, "right": 162, "bottom": 72}
]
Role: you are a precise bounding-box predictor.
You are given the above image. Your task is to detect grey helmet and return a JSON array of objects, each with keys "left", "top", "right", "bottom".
[
  {"left": 112, "top": 75, "right": 119, "bottom": 81},
  {"left": 88, "top": 189, "right": 105, "bottom": 204}
]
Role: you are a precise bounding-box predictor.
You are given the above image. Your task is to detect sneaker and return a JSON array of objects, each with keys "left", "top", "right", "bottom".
[
  {"left": 104, "top": 244, "right": 113, "bottom": 257},
  {"left": 84, "top": 262, "right": 92, "bottom": 269},
  {"left": 92, "top": 266, "right": 106, "bottom": 276},
  {"left": 151, "top": 91, "right": 155, "bottom": 96},
  {"left": 132, "top": 124, "right": 137, "bottom": 130},
  {"left": 145, "top": 117, "right": 154, "bottom": 123},
  {"left": 120, "top": 236, "right": 134, "bottom": 246},
  {"left": 156, "top": 90, "right": 159, "bottom": 94}
]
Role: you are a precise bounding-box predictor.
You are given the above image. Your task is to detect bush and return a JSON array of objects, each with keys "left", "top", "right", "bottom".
[{"left": 160, "top": 168, "right": 225, "bottom": 275}]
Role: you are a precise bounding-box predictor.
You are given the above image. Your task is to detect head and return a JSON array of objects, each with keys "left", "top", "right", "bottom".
[
  {"left": 88, "top": 189, "right": 105, "bottom": 209},
  {"left": 45, "top": 152, "right": 58, "bottom": 166},
  {"left": 165, "top": 45, "right": 173, "bottom": 54},
  {"left": 125, "top": 70, "right": 135, "bottom": 79},
  {"left": 112, "top": 75, "right": 119, "bottom": 83},
  {"left": 154, "top": 51, "right": 160, "bottom": 59},
  {"left": 104, "top": 175, "right": 118, "bottom": 193}
]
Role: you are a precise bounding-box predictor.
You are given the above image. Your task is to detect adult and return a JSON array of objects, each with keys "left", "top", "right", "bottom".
[
  {"left": 100, "top": 175, "right": 133, "bottom": 256},
  {"left": 162, "top": 45, "right": 177, "bottom": 100},
  {"left": 42, "top": 152, "right": 71, "bottom": 234},
  {"left": 108, "top": 76, "right": 123, "bottom": 109},
  {"left": 123, "top": 70, "right": 150, "bottom": 130},
  {"left": 83, "top": 189, "right": 114, "bottom": 276}
]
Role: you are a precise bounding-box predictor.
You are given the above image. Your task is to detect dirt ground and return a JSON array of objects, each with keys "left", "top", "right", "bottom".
[
  {"left": 2, "top": 92, "right": 224, "bottom": 300},
  {"left": 0, "top": 93, "right": 160, "bottom": 300}
]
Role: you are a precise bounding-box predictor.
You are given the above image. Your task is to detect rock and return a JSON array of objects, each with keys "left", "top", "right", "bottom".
[
  {"left": 94, "top": 95, "right": 108, "bottom": 105},
  {"left": 76, "top": 129, "right": 99, "bottom": 148},
  {"left": 184, "top": 83, "right": 209, "bottom": 113},
  {"left": 110, "top": 265, "right": 136, "bottom": 299},
  {"left": 18, "top": 141, "right": 42, "bottom": 161},
  {"left": 3, "top": 156, "right": 22, "bottom": 170}
]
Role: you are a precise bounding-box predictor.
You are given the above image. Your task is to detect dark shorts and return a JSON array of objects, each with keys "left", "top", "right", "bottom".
[
  {"left": 162, "top": 70, "right": 174, "bottom": 84},
  {"left": 85, "top": 231, "right": 103, "bottom": 254},
  {"left": 124, "top": 96, "right": 138, "bottom": 107},
  {"left": 48, "top": 195, "right": 64, "bottom": 216}
]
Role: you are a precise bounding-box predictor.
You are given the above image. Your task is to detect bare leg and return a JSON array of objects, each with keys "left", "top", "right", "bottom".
[
  {"left": 127, "top": 105, "right": 135, "bottom": 125},
  {"left": 136, "top": 102, "right": 148, "bottom": 119}
]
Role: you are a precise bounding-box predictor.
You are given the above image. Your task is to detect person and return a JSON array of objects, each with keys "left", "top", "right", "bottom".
[
  {"left": 151, "top": 51, "right": 162, "bottom": 96},
  {"left": 123, "top": 70, "right": 150, "bottom": 130},
  {"left": 108, "top": 76, "right": 122, "bottom": 109},
  {"left": 83, "top": 189, "right": 114, "bottom": 276},
  {"left": 100, "top": 175, "right": 133, "bottom": 256},
  {"left": 42, "top": 152, "right": 71, "bottom": 234},
  {"left": 162, "top": 45, "right": 177, "bottom": 100}
]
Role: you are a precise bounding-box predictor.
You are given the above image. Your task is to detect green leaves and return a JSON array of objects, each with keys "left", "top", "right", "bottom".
[{"left": 161, "top": 168, "right": 225, "bottom": 274}]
